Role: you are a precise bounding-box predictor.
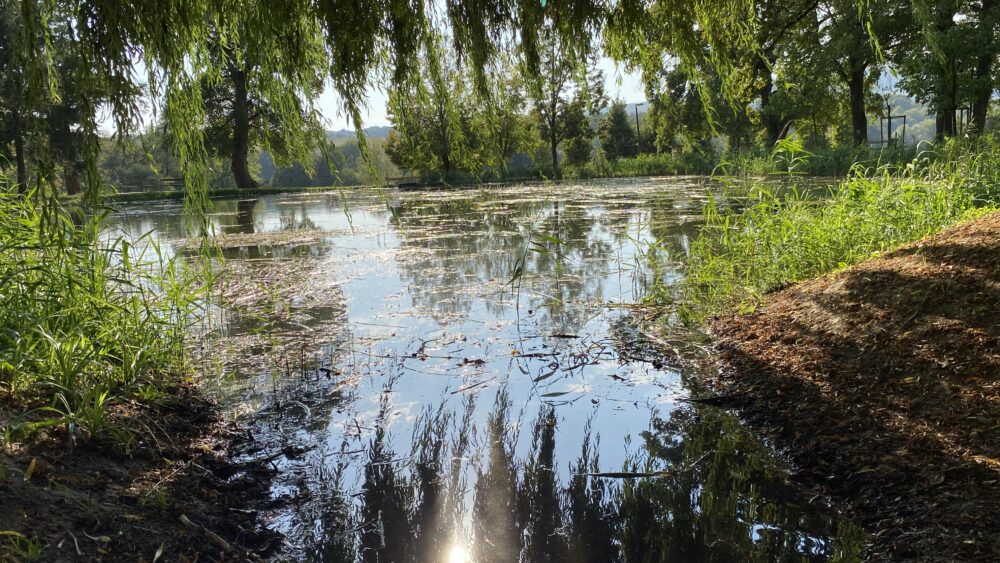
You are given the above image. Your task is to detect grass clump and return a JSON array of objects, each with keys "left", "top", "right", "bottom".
[
  {"left": 671, "top": 139, "right": 1000, "bottom": 323},
  {"left": 0, "top": 188, "right": 202, "bottom": 444}
]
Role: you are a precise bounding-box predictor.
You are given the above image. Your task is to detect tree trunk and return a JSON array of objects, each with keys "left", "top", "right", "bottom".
[
  {"left": 64, "top": 164, "right": 82, "bottom": 195},
  {"left": 972, "top": 0, "right": 998, "bottom": 135},
  {"left": 941, "top": 66, "right": 959, "bottom": 139},
  {"left": 437, "top": 105, "right": 451, "bottom": 176},
  {"left": 848, "top": 54, "right": 869, "bottom": 146},
  {"left": 14, "top": 128, "right": 26, "bottom": 192},
  {"left": 550, "top": 135, "right": 559, "bottom": 179},
  {"left": 441, "top": 140, "right": 452, "bottom": 175},
  {"left": 229, "top": 61, "right": 258, "bottom": 190},
  {"left": 972, "top": 54, "right": 993, "bottom": 135},
  {"left": 758, "top": 59, "right": 783, "bottom": 148},
  {"left": 933, "top": 10, "right": 959, "bottom": 140},
  {"left": 935, "top": 71, "right": 958, "bottom": 140}
]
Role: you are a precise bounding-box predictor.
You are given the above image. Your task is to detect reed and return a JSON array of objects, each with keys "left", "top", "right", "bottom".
[
  {"left": 0, "top": 187, "right": 202, "bottom": 444},
  {"left": 668, "top": 138, "right": 1000, "bottom": 323}
]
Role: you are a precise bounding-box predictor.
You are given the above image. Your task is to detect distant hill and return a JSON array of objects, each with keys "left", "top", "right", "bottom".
[{"left": 326, "top": 126, "right": 393, "bottom": 142}]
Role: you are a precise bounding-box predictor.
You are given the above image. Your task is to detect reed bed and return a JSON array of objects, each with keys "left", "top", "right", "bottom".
[
  {"left": 0, "top": 188, "right": 202, "bottom": 444},
  {"left": 667, "top": 139, "right": 1000, "bottom": 322}
]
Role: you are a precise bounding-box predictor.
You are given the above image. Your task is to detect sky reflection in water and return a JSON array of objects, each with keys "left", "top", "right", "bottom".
[{"left": 107, "top": 178, "right": 863, "bottom": 562}]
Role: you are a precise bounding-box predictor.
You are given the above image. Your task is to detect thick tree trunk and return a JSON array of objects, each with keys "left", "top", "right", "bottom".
[
  {"left": 935, "top": 73, "right": 958, "bottom": 140},
  {"left": 229, "top": 62, "right": 258, "bottom": 190},
  {"left": 972, "top": 0, "right": 998, "bottom": 135},
  {"left": 758, "top": 59, "right": 783, "bottom": 147},
  {"left": 848, "top": 54, "right": 869, "bottom": 146},
  {"left": 941, "top": 71, "right": 959, "bottom": 139},
  {"left": 440, "top": 140, "right": 452, "bottom": 175},
  {"left": 437, "top": 106, "right": 452, "bottom": 176},
  {"left": 933, "top": 9, "right": 959, "bottom": 140},
  {"left": 14, "top": 129, "right": 26, "bottom": 192}
]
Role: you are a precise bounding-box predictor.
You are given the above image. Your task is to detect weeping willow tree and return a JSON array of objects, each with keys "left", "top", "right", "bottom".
[
  {"left": 604, "top": 0, "right": 759, "bottom": 125},
  {"left": 4, "top": 0, "right": 782, "bottom": 218},
  {"left": 199, "top": 7, "right": 329, "bottom": 189},
  {"left": 385, "top": 30, "right": 480, "bottom": 179}
]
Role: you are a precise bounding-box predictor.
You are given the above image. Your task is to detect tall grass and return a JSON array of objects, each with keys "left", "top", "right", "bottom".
[
  {"left": 0, "top": 187, "right": 202, "bottom": 444},
  {"left": 566, "top": 140, "right": 921, "bottom": 181},
  {"left": 669, "top": 138, "right": 1000, "bottom": 323},
  {"left": 565, "top": 151, "right": 719, "bottom": 179}
]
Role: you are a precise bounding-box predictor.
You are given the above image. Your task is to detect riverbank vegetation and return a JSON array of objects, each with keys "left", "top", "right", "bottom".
[
  {"left": 0, "top": 187, "right": 201, "bottom": 444},
  {"left": 667, "top": 139, "right": 1000, "bottom": 322}
]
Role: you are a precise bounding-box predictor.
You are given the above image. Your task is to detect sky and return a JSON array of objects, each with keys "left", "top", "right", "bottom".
[
  {"left": 319, "top": 57, "right": 647, "bottom": 131},
  {"left": 96, "top": 57, "right": 646, "bottom": 136}
]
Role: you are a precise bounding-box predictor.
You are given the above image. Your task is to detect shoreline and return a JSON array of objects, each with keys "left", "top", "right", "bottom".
[
  {"left": 707, "top": 211, "right": 1000, "bottom": 560},
  {"left": 0, "top": 384, "right": 280, "bottom": 561}
]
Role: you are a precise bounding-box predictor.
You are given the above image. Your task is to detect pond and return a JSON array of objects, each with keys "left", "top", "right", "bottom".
[{"left": 108, "top": 177, "right": 863, "bottom": 562}]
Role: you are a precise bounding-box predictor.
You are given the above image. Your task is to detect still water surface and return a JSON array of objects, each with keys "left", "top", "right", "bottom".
[{"left": 109, "top": 177, "right": 862, "bottom": 562}]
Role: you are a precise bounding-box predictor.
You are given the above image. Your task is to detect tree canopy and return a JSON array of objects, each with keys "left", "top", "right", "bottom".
[{"left": 3, "top": 0, "right": 1000, "bottom": 205}]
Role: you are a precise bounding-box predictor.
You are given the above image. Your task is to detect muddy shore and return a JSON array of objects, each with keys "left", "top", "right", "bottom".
[
  {"left": 710, "top": 211, "right": 1000, "bottom": 561},
  {"left": 0, "top": 384, "right": 279, "bottom": 561}
]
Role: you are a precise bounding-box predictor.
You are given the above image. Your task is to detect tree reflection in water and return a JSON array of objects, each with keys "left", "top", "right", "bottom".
[{"left": 312, "top": 389, "right": 863, "bottom": 562}]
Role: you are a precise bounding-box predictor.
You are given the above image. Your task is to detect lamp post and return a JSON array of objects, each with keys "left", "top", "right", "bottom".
[{"left": 634, "top": 102, "right": 645, "bottom": 152}]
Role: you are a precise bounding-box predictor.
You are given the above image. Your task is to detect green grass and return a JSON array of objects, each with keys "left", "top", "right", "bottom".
[
  {"left": 0, "top": 188, "right": 202, "bottom": 444},
  {"left": 660, "top": 138, "right": 1000, "bottom": 323},
  {"left": 565, "top": 151, "right": 719, "bottom": 179},
  {"left": 566, "top": 139, "right": 923, "bottom": 181}
]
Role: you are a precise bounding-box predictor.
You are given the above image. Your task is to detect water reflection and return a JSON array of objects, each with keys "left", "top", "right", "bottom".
[
  {"left": 307, "top": 388, "right": 862, "bottom": 562},
  {"left": 103, "top": 178, "right": 861, "bottom": 561}
]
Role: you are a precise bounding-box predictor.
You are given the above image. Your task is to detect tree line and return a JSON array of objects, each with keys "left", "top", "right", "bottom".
[
  {"left": 386, "top": 1, "right": 1000, "bottom": 180},
  {"left": 1, "top": 1, "right": 999, "bottom": 200}
]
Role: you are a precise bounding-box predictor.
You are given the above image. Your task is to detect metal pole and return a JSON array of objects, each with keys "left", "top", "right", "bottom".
[{"left": 885, "top": 98, "right": 892, "bottom": 146}]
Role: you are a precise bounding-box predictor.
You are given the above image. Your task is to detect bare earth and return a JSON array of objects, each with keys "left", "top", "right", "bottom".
[
  {"left": 711, "top": 211, "right": 1000, "bottom": 561},
  {"left": 0, "top": 385, "right": 279, "bottom": 561}
]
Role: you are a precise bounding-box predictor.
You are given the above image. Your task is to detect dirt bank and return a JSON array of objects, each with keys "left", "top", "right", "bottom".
[
  {"left": 0, "top": 385, "right": 279, "bottom": 561},
  {"left": 711, "top": 211, "right": 1000, "bottom": 561}
]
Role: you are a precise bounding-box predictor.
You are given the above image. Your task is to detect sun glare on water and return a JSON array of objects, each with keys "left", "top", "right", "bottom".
[{"left": 447, "top": 544, "right": 470, "bottom": 563}]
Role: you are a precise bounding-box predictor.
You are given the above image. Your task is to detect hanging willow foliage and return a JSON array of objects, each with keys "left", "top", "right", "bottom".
[{"left": 8, "top": 0, "right": 786, "bottom": 224}]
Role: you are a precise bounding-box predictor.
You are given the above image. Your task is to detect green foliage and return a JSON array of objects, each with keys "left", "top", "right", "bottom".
[
  {"left": 0, "top": 186, "right": 201, "bottom": 442},
  {"left": 560, "top": 99, "right": 595, "bottom": 166},
  {"left": 197, "top": 7, "right": 330, "bottom": 190},
  {"left": 671, "top": 140, "right": 1000, "bottom": 322},
  {"left": 598, "top": 101, "right": 638, "bottom": 160},
  {"left": 2, "top": 532, "right": 44, "bottom": 561},
  {"left": 270, "top": 138, "right": 398, "bottom": 187},
  {"left": 526, "top": 27, "right": 606, "bottom": 178},
  {"left": 385, "top": 32, "right": 486, "bottom": 181},
  {"left": 565, "top": 151, "right": 718, "bottom": 179}
]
